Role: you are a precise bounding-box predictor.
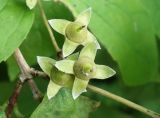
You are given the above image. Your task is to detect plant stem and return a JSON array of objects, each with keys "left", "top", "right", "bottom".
[
  {"left": 14, "top": 49, "right": 43, "bottom": 100},
  {"left": 87, "top": 84, "right": 160, "bottom": 118},
  {"left": 14, "top": 48, "right": 30, "bottom": 77},
  {"left": 6, "top": 48, "right": 43, "bottom": 118},
  {"left": 37, "top": 0, "right": 61, "bottom": 53},
  {"left": 6, "top": 80, "right": 23, "bottom": 118},
  {"left": 27, "top": 79, "right": 43, "bottom": 102}
]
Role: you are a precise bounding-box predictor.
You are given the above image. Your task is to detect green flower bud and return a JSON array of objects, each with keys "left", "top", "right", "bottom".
[
  {"left": 73, "top": 57, "right": 96, "bottom": 80},
  {"left": 65, "top": 22, "right": 87, "bottom": 43},
  {"left": 50, "top": 66, "right": 74, "bottom": 88}
]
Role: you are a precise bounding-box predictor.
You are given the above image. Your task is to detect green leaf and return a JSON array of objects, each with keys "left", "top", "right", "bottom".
[
  {"left": 0, "top": 0, "right": 34, "bottom": 62},
  {"left": 62, "top": 0, "right": 159, "bottom": 85},
  {"left": 30, "top": 88, "right": 98, "bottom": 118},
  {"left": 6, "top": 1, "right": 73, "bottom": 81},
  {"left": 140, "top": 0, "right": 160, "bottom": 38}
]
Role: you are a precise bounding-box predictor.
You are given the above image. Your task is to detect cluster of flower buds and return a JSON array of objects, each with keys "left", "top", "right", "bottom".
[{"left": 37, "top": 8, "right": 116, "bottom": 100}]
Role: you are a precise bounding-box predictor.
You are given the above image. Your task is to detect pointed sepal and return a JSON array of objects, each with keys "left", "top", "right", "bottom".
[
  {"left": 47, "top": 80, "right": 62, "bottom": 99},
  {"left": 93, "top": 65, "right": 116, "bottom": 79},
  {"left": 72, "top": 77, "right": 89, "bottom": 99},
  {"left": 79, "top": 42, "right": 97, "bottom": 61},
  {"left": 82, "top": 31, "right": 101, "bottom": 49},
  {"left": 62, "top": 38, "right": 79, "bottom": 57},
  {"left": 48, "top": 19, "right": 71, "bottom": 35},
  {"left": 26, "top": 0, "right": 37, "bottom": 9},
  {"left": 66, "top": 52, "right": 79, "bottom": 61},
  {"left": 37, "top": 56, "right": 56, "bottom": 76},
  {"left": 76, "top": 8, "right": 92, "bottom": 26},
  {"left": 55, "top": 60, "right": 75, "bottom": 74}
]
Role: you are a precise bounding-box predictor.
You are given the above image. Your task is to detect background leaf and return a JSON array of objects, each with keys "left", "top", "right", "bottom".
[
  {"left": 30, "top": 88, "right": 99, "bottom": 118},
  {"left": 61, "top": 0, "right": 159, "bottom": 85},
  {"left": 140, "top": 0, "right": 160, "bottom": 38},
  {"left": 0, "top": 0, "right": 34, "bottom": 62}
]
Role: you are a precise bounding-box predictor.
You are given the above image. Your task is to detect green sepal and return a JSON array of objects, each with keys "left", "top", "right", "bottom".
[
  {"left": 55, "top": 60, "right": 75, "bottom": 74},
  {"left": 79, "top": 42, "right": 97, "bottom": 61},
  {"left": 37, "top": 56, "right": 56, "bottom": 76},
  {"left": 26, "top": 0, "right": 37, "bottom": 9},
  {"left": 47, "top": 80, "right": 61, "bottom": 99},
  {"left": 62, "top": 39, "right": 79, "bottom": 57},
  {"left": 72, "top": 77, "right": 89, "bottom": 99},
  {"left": 76, "top": 7, "right": 92, "bottom": 26},
  {"left": 48, "top": 19, "right": 70, "bottom": 35},
  {"left": 93, "top": 65, "right": 116, "bottom": 79}
]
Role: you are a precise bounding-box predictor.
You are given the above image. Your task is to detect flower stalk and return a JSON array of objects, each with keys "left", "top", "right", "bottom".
[
  {"left": 37, "top": 0, "right": 61, "bottom": 53},
  {"left": 87, "top": 84, "right": 160, "bottom": 118}
]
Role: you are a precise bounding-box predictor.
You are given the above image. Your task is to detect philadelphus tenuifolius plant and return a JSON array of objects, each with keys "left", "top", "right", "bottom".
[
  {"left": 48, "top": 8, "right": 101, "bottom": 58},
  {"left": 37, "top": 54, "right": 78, "bottom": 99},
  {"left": 55, "top": 43, "right": 116, "bottom": 99}
]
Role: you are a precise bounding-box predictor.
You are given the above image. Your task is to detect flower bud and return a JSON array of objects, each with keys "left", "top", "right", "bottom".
[
  {"left": 65, "top": 22, "right": 87, "bottom": 43},
  {"left": 73, "top": 57, "right": 96, "bottom": 80},
  {"left": 50, "top": 66, "right": 74, "bottom": 88}
]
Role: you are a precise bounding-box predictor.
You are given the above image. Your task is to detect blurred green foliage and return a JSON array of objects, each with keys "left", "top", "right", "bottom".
[{"left": 0, "top": 0, "right": 160, "bottom": 118}]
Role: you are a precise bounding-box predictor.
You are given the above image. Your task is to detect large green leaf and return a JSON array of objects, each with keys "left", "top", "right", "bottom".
[
  {"left": 6, "top": 1, "right": 73, "bottom": 81},
  {"left": 30, "top": 88, "right": 98, "bottom": 118},
  {"left": 61, "top": 0, "right": 159, "bottom": 85},
  {"left": 0, "top": 0, "right": 34, "bottom": 62},
  {"left": 140, "top": 0, "right": 160, "bottom": 38}
]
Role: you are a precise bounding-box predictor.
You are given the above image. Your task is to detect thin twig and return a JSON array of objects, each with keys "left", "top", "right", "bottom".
[
  {"left": 87, "top": 84, "right": 160, "bottom": 118},
  {"left": 30, "top": 68, "right": 48, "bottom": 78},
  {"left": 14, "top": 49, "right": 42, "bottom": 101},
  {"left": 37, "top": 0, "right": 61, "bottom": 53},
  {"left": 14, "top": 48, "right": 30, "bottom": 78},
  {"left": 27, "top": 79, "right": 43, "bottom": 102},
  {"left": 6, "top": 80, "right": 23, "bottom": 118},
  {"left": 6, "top": 49, "right": 43, "bottom": 118}
]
